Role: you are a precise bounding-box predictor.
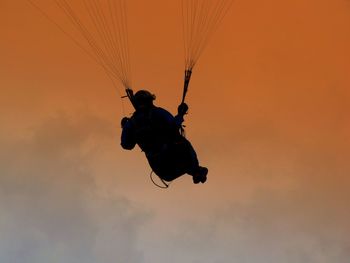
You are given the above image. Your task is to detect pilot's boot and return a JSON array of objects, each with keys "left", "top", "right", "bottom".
[{"left": 192, "top": 166, "right": 208, "bottom": 184}]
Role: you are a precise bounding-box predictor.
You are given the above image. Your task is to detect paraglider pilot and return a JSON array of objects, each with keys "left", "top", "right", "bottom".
[{"left": 121, "top": 90, "right": 208, "bottom": 184}]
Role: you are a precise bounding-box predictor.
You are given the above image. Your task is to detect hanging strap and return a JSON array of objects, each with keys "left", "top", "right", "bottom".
[
  {"left": 181, "top": 69, "right": 192, "bottom": 103},
  {"left": 150, "top": 171, "right": 170, "bottom": 189}
]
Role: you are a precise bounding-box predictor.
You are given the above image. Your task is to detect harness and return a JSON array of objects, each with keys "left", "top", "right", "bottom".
[{"left": 123, "top": 70, "right": 193, "bottom": 189}]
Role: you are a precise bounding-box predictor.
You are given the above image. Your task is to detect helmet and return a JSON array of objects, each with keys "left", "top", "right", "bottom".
[{"left": 133, "top": 90, "right": 156, "bottom": 109}]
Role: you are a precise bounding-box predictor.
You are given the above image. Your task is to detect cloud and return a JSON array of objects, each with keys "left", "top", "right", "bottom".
[
  {"left": 0, "top": 113, "right": 150, "bottom": 263},
  {"left": 1, "top": 112, "right": 349, "bottom": 263},
  {"left": 154, "top": 142, "right": 350, "bottom": 263},
  {"left": 124, "top": 124, "right": 350, "bottom": 263}
]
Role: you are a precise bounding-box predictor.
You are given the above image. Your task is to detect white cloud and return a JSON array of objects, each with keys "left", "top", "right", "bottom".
[{"left": 0, "top": 113, "right": 149, "bottom": 263}]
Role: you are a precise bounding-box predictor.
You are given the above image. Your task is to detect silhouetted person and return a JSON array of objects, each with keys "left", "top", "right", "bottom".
[{"left": 121, "top": 90, "right": 208, "bottom": 184}]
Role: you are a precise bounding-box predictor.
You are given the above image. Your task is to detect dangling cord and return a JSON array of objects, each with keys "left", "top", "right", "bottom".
[{"left": 150, "top": 171, "right": 170, "bottom": 189}]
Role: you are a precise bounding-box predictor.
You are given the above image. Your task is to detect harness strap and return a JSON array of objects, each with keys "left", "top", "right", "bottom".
[
  {"left": 123, "top": 88, "right": 136, "bottom": 110},
  {"left": 181, "top": 69, "right": 192, "bottom": 103},
  {"left": 180, "top": 69, "right": 192, "bottom": 136}
]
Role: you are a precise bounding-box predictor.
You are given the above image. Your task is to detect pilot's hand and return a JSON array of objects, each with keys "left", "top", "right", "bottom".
[
  {"left": 177, "top": 103, "right": 189, "bottom": 116},
  {"left": 121, "top": 117, "right": 130, "bottom": 128}
]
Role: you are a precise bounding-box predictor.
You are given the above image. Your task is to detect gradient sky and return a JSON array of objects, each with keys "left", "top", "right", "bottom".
[{"left": 1, "top": 0, "right": 350, "bottom": 262}]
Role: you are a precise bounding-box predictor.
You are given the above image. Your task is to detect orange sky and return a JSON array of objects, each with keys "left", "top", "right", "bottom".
[{"left": 1, "top": 0, "right": 350, "bottom": 262}]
